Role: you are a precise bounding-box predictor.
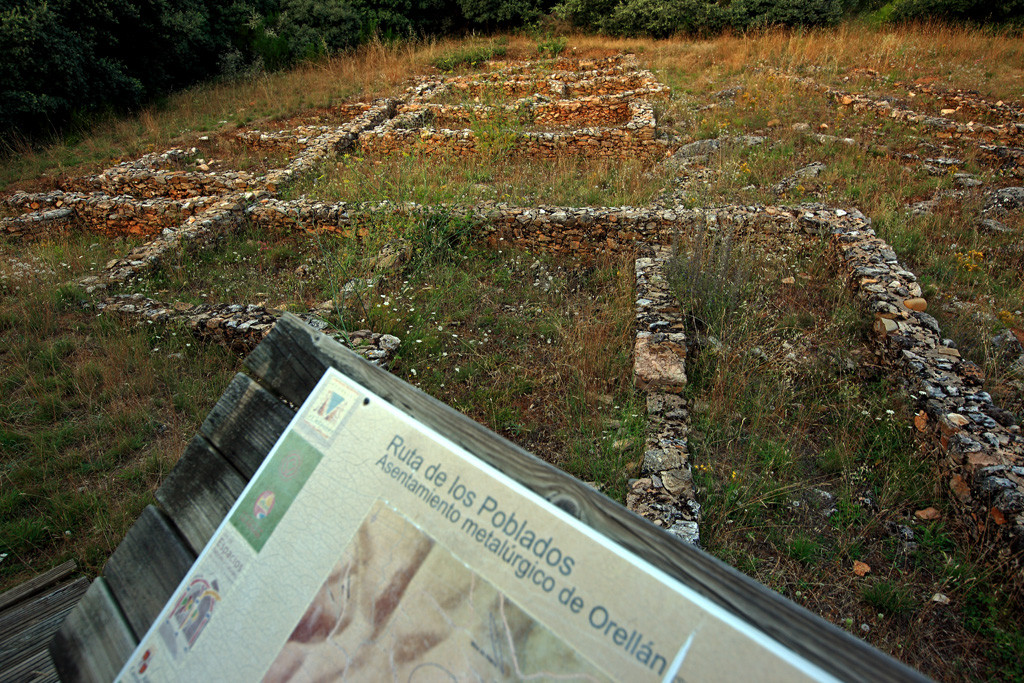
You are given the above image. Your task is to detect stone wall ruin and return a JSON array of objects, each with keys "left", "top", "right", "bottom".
[
  {"left": 360, "top": 55, "right": 669, "bottom": 160},
  {"left": 3, "top": 53, "right": 1022, "bottom": 553}
]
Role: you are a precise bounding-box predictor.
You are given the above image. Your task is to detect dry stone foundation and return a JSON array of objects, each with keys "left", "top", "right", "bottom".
[
  {"left": 3, "top": 54, "right": 1022, "bottom": 552},
  {"left": 3, "top": 190, "right": 222, "bottom": 238},
  {"left": 831, "top": 219, "right": 1024, "bottom": 538},
  {"left": 62, "top": 163, "right": 256, "bottom": 199},
  {"left": 631, "top": 245, "right": 698, "bottom": 545},
  {"left": 772, "top": 69, "right": 1024, "bottom": 175},
  {"left": 94, "top": 293, "right": 401, "bottom": 363},
  {"left": 244, "top": 199, "right": 814, "bottom": 258},
  {"left": 361, "top": 54, "right": 670, "bottom": 160}
]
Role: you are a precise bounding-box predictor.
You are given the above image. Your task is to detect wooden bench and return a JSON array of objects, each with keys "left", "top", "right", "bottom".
[{"left": 50, "top": 313, "right": 927, "bottom": 682}]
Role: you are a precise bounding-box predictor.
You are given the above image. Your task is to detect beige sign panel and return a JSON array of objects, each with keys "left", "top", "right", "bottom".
[{"left": 118, "top": 368, "right": 835, "bottom": 682}]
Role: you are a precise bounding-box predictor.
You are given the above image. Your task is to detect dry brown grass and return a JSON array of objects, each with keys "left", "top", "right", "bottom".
[
  {"left": 8, "top": 23, "right": 1021, "bottom": 193},
  {"left": 1, "top": 37, "right": 536, "bottom": 192},
  {"left": 566, "top": 23, "right": 1024, "bottom": 100}
]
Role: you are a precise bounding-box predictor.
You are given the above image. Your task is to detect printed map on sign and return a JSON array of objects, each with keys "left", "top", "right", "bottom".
[
  {"left": 119, "top": 368, "right": 836, "bottom": 683},
  {"left": 265, "top": 500, "right": 608, "bottom": 682}
]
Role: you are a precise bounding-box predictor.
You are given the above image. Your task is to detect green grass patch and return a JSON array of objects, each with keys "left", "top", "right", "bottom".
[
  {"left": 432, "top": 42, "right": 509, "bottom": 72},
  {"left": 861, "top": 580, "right": 918, "bottom": 618},
  {"left": 321, "top": 244, "right": 639, "bottom": 499},
  {"left": 0, "top": 233, "right": 237, "bottom": 588},
  {"left": 668, "top": 223, "right": 1023, "bottom": 678},
  {"left": 290, "top": 150, "right": 670, "bottom": 207}
]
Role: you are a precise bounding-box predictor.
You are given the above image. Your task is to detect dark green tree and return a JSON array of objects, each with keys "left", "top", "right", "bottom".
[
  {"left": 554, "top": 0, "right": 618, "bottom": 30},
  {"left": 0, "top": 0, "right": 260, "bottom": 141},
  {"left": 458, "top": 0, "right": 553, "bottom": 26},
  {"left": 890, "top": 0, "right": 1024, "bottom": 22},
  {"left": 0, "top": 1, "right": 143, "bottom": 139},
  {"left": 350, "top": 0, "right": 461, "bottom": 38}
]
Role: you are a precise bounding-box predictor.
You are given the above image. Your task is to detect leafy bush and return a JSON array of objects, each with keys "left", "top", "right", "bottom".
[
  {"left": 353, "top": 0, "right": 462, "bottom": 38},
  {"left": 730, "top": 0, "right": 843, "bottom": 30},
  {"left": 601, "top": 0, "right": 728, "bottom": 36},
  {"left": 276, "top": 0, "right": 365, "bottom": 63},
  {"left": 238, "top": 13, "right": 293, "bottom": 72},
  {"left": 557, "top": 0, "right": 838, "bottom": 36},
  {"left": 553, "top": 0, "right": 618, "bottom": 30},
  {"left": 0, "top": 2, "right": 124, "bottom": 138},
  {"left": 537, "top": 34, "right": 568, "bottom": 56},
  {"left": 0, "top": 0, "right": 234, "bottom": 143}
]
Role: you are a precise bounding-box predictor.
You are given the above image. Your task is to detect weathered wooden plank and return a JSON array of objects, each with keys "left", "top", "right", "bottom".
[
  {"left": 4, "top": 645, "right": 58, "bottom": 683},
  {"left": 0, "top": 579, "right": 86, "bottom": 676},
  {"left": 0, "top": 577, "right": 87, "bottom": 642},
  {"left": 198, "top": 372, "right": 295, "bottom": 479},
  {"left": 102, "top": 506, "right": 195, "bottom": 640},
  {"left": 155, "top": 435, "right": 247, "bottom": 553},
  {"left": 50, "top": 578, "right": 136, "bottom": 683},
  {"left": 2, "top": 637, "right": 59, "bottom": 682},
  {"left": 244, "top": 313, "right": 926, "bottom": 682},
  {"left": 0, "top": 561, "right": 76, "bottom": 613}
]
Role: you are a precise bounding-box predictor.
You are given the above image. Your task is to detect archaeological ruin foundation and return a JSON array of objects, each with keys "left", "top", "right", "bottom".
[{"left": 4, "top": 53, "right": 1022, "bottom": 553}]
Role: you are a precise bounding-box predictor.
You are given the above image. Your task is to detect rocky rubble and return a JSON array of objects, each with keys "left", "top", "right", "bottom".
[
  {"left": 772, "top": 69, "right": 1024, "bottom": 174},
  {"left": 94, "top": 293, "right": 401, "bottom": 362},
  {"left": 822, "top": 208, "right": 1024, "bottom": 548},
  {"left": 846, "top": 67, "right": 1024, "bottom": 122},
  {"left": 95, "top": 294, "right": 278, "bottom": 353},
  {"left": 780, "top": 70, "right": 1024, "bottom": 144},
  {"left": 773, "top": 161, "right": 827, "bottom": 194},
  {"left": 983, "top": 186, "right": 1024, "bottom": 214}
]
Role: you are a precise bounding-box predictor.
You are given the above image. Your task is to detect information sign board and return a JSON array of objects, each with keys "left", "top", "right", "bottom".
[{"left": 117, "top": 368, "right": 836, "bottom": 682}]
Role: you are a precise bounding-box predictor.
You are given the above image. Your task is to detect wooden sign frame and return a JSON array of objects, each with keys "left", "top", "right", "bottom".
[{"left": 51, "top": 313, "right": 928, "bottom": 682}]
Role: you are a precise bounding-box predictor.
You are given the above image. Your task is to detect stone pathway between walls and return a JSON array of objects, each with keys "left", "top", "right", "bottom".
[{"left": 3, "top": 54, "right": 1022, "bottom": 552}]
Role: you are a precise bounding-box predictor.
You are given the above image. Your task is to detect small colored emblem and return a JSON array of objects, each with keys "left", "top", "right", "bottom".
[
  {"left": 317, "top": 391, "right": 347, "bottom": 422},
  {"left": 253, "top": 490, "right": 276, "bottom": 519},
  {"left": 303, "top": 376, "right": 360, "bottom": 439}
]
